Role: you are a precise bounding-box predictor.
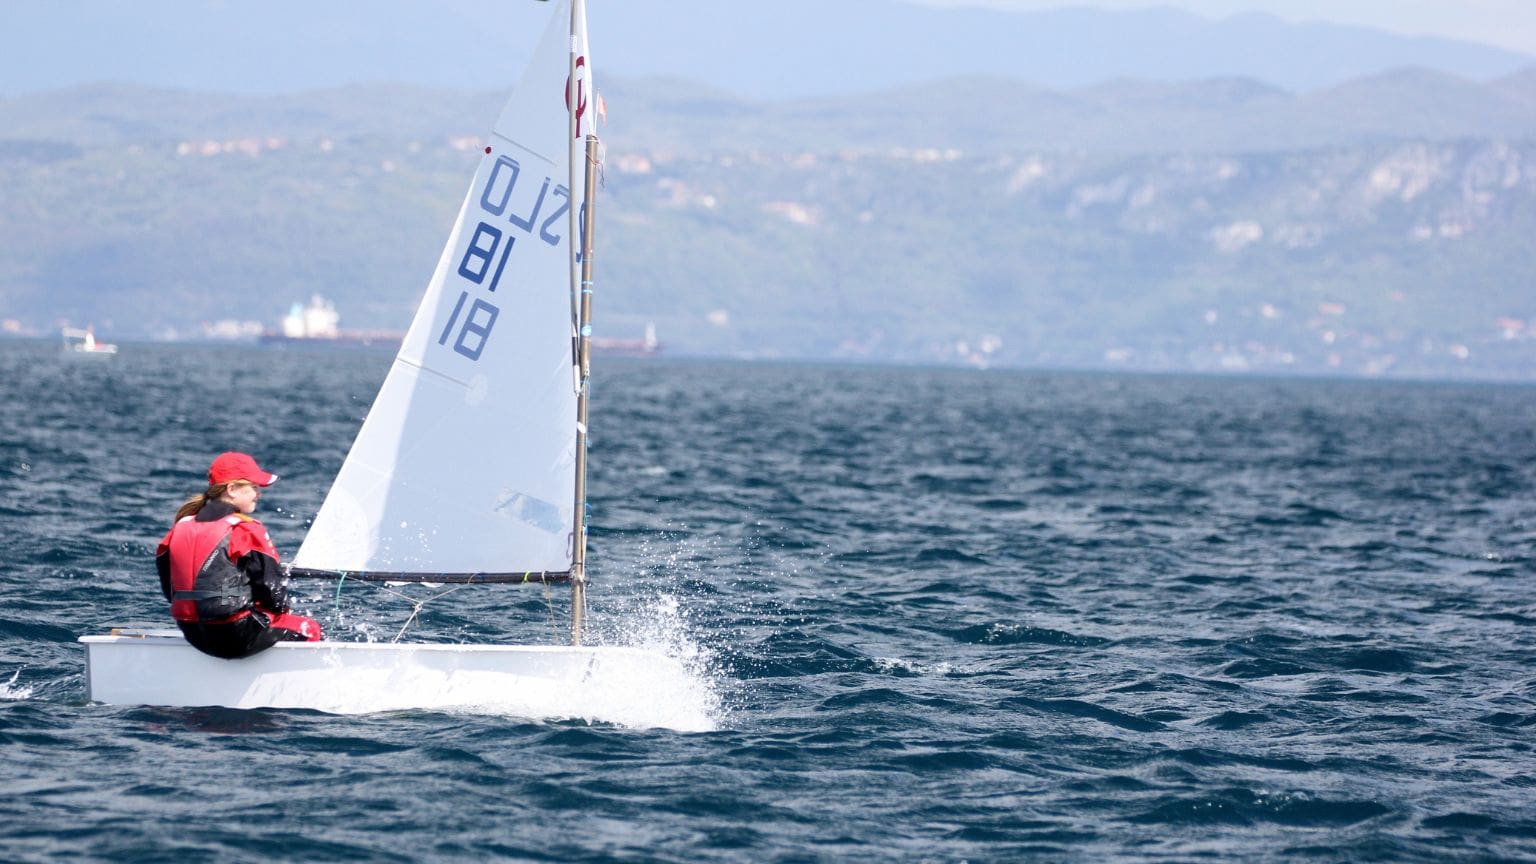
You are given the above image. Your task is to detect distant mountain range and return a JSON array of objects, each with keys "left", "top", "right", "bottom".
[
  {"left": 1, "top": 73, "right": 1532, "bottom": 380},
  {"left": 0, "top": 0, "right": 1532, "bottom": 98},
  {"left": 4, "top": 67, "right": 1533, "bottom": 155}
]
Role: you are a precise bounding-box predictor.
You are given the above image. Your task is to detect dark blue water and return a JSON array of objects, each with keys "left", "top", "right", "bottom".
[{"left": 2, "top": 341, "right": 1534, "bottom": 862}]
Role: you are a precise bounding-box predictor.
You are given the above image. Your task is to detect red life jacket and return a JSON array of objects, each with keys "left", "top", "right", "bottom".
[{"left": 162, "top": 514, "right": 259, "bottom": 623}]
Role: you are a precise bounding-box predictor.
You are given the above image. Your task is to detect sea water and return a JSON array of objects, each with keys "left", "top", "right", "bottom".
[{"left": 1, "top": 341, "right": 1533, "bottom": 862}]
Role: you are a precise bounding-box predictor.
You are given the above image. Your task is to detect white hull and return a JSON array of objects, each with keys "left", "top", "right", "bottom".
[{"left": 81, "top": 631, "right": 715, "bottom": 730}]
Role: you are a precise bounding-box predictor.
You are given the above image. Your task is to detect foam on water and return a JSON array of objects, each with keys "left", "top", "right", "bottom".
[
  {"left": 354, "top": 580, "right": 723, "bottom": 730},
  {"left": 871, "top": 656, "right": 955, "bottom": 676},
  {"left": 362, "top": 645, "right": 720, "bottom": 732},
  {"left": 446, "top": 655, "right": 719, "bottom": 733},
  {"left": 583, "top": 593, "right": 726, "bottom": 731},
  {"left": 1, "top": 669, "right": 34, "bottom": 700},
  {"left": 429, "top": 595, "right": 725, "bottom": 731}
]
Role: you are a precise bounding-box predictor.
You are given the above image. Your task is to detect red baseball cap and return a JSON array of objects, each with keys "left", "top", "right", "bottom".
[{"left": 208, "top": 451, "right": 278, "bottom": 487}]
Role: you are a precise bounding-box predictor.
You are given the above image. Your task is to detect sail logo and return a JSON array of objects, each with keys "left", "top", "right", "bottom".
[
  {"left": 566, "top": 55, "right": 588, "bottom": 139},
  {"left": 478, "top": 155, "right": 569, "bottom": 250},
  {"left": 436, "top": 155, "right": 571, "bottom": 362}
]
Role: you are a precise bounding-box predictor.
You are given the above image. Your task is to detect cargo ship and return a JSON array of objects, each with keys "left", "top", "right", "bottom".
[
  {"left": 260, "top": 296, "right": 657, "bottom": 355},
  {"left": 258, "top": 296, "right": 404, "bottom": 349}
]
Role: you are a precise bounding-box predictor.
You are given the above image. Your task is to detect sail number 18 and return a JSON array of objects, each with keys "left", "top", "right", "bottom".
[{"left": 438, "top": 154, "right": 571, "bottom": 362}]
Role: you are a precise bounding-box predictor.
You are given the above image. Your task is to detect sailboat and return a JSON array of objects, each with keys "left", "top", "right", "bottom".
[{"left": 81, "top": 0, "right": 709, "bottom": 728}]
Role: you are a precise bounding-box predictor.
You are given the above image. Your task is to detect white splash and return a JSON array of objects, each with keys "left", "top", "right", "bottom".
[
  {"left": 0, "top": 669, "right": 33, "bottom": 700},
  {"left": 577, "top": 593, "right": 725, "bottom": 732},
  {"left": 397, "top": 640, "right": 721, "bottom": 733},
  {"left": 872, "top": 657, "right": 955, "bottom": 676}
]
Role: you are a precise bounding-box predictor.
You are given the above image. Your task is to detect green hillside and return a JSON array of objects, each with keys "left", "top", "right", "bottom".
[{"left": 1, "top": 78, "right": 1534, "bottom": 379}]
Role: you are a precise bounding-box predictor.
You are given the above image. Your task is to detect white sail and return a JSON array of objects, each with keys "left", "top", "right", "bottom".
[{"left": 294, "top": 0, "right": 595, "bottom": 578}]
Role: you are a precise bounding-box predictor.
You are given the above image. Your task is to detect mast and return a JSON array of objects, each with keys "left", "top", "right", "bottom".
[
  {"left": 571, "top": 134, "right": 597, "bottom": 645},
  {"left": 567, "top": 0, "right": 593, "bottom": 645}
]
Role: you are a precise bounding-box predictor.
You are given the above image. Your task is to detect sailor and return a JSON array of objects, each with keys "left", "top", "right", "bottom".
[{"left": 156, "top": 452, "right": 323, "bottom": 659}]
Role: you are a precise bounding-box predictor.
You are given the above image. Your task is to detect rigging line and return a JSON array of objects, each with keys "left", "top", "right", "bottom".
[
  {"left": 585, "top": 133, "right": 605, "bottom": 191},
  {"left": 388, "top": 581, "right": 473, "bottom": 642},
  {"left": 391, "top": 582, "right": 472, "bottom": 643},
  {"left": 544, "top": 580, "right": 560, "bottom": 641},
  {"left": 325, "top": 576, "right": 471, "bottom": 642},
  {"left": 393, "top": 604, "right": 423, "bottom": 643},
  {"left": 332, "top": 573, "right": 347, "bottom": 630}
]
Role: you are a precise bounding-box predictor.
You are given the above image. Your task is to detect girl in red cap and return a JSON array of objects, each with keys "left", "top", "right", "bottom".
[{"left": 155, "top": 451, "right": 323, "bottom": 658}]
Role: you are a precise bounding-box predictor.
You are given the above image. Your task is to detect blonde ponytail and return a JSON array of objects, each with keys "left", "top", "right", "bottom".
[{"left": 173, "top": 483, "right": 230, "bottom": 522}]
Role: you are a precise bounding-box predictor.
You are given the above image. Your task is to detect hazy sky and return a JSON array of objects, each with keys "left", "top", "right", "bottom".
[{"left": 916, "top": 0, "right": 1536, "bottom": 55}]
